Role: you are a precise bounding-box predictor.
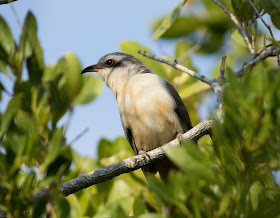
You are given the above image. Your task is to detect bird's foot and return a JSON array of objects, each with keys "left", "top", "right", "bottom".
[
  {"left": 176, "top": 133, "right": 184, "bottom": 145},
  {"left": 139, "top": 150, "right": 152, "bottom": 162}
]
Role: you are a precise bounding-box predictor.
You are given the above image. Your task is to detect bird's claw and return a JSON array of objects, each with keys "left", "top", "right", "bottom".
[
  {"left": 176, "top": 133, "right": 184, "bottom": 145},
  {"left": 139, "top": 150, "right": 151, "bottom": 162}
]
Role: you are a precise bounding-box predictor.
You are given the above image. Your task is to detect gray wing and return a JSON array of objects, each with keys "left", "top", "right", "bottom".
[
  {"left": 124, "top": 127, "right": 138, "bottom": 155},
  {"left": 164, "top": 79, "right": 193, "bottom": 132},
  {"left": 124, "top": 127, "right": 157, "bottom": 175}
]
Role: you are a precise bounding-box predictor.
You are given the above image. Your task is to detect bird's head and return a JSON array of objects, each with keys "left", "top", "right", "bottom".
[{"left": 81, "top": 52, "right": 152, "bottom": 90}]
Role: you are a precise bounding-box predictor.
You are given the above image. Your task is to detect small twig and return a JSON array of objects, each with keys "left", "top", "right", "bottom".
[
  {"left": 219, "top": 56, "right": 227, "bottom": 79},
  {"left": 138, "top": 50, "right": 214, "bottom": 86},
  {"left": 276, "top": 52, "right": 280, "bottom": 67},
  {"left": 0, "top": 0, "right": 17, "bottom": 4},
  {"left": 251, "top": 30, "right": 256, "bottom": 52},
  {"left": 69, "top": 128, "right": 89, "bottom": 145},
  {"left": 217, "top": 56, "right": 227, "bottom": 121},
  {"left": 248, "top": 14, "right": 258, "bottom": 27},
  {"left": 178, "top": 30, "right": 207, "bottom": 63},
  {"left": 236, "top": 46, "right": 278, "bottom": 77},
  {"left": 246, "top": 0, "right": 275, "bottom": 40},
  {"left": 255, "top": 43, "right": 272, "bottom": 57},
  {"left": 212, "top": 0, "right": 254, "bottom": 54}
]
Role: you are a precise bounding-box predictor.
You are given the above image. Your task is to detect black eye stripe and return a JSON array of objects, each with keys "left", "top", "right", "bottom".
[{"left": 106, "top": 59, "right": 114, "bottom": 67}]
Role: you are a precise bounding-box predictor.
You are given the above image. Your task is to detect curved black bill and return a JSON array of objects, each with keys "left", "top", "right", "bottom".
[{"left": 81, "top": 65, "right": 100, "bottom": 74}]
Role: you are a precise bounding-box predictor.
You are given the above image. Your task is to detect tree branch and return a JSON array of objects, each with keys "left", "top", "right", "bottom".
[
  {"left": 32, "top": 119, "right": 213, "bottom": 202},
  {"left": 236, "top": 46, "right": 278, "bottom": 77},
  {"left": 138, "top": 50, "right": 214, "bottom": 86},
  {"left": 246, "top": 0, "right": 275, "bottom": 40},
  {"left": 217, "top": 56, "right": 227, "bottom": 121},
  {"left": 0, "top": 0, "right": 17, "bottom": 4},
  {"left": 212, "top": 0, "right": 254, "bottom": 54}
]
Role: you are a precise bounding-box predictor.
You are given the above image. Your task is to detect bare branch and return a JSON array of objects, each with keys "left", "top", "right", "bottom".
[
  {"left": 246, "top": 0, "right": 275, "bottom": 40},
  {"left": 277, "top": 52, "right": 280, "bottom": 67},
  {"left": 0, "top": 0, "right": 17, "bottom": 4},
  {"left": 212, "top": 0, "right": 255, "bottom": 54},
  {"left": 69, "top": 128, "right": 89, "bottom": 145},
  {"left": 219, "top": 56, "right": 227, "bottom": 79},
  {"left": 138, "top": 50, "right": 214, "bottom": 86},
  {"left": 216, "top": 56, "right": 227, "bottom": 121},
  {"left": 236, "top": 46, "right": 278, "bottom": 77},
  {"left": 32, "top": 119, "right": 213, "bottom": 202},
  {"left": 255, "top": 43, "right": 272, "bottom": 57}
]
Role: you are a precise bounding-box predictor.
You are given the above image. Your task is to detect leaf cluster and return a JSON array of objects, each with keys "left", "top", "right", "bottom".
[
  {"left": 0, "top": 12, "right": 102, "bottom": 217},
  {"left": 146, "top": 65, "right": 280, "bottom": 217}
]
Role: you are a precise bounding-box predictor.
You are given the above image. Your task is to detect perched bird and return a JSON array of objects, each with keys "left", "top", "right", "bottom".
[{"left": 81, "top": 52, "right": 193, "bottom": 181}]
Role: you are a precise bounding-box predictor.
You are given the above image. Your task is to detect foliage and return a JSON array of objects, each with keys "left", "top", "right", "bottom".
[
  {"left": 1, "top": 0, "right": 280, "bottom": 217},
  {"left": 150, "top": 66, "right": 280, "bottom": 217},
  {"left": 0, "top": 12, "right": 103, "bottom": 217}
]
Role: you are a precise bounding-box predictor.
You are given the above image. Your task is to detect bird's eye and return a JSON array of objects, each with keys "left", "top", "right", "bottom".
[{"left": 106, "top": 59, "right": 114, "bottom": 67}]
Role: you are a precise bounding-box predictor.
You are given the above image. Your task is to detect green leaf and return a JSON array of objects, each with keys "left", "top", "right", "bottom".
[
  {"left": 14, "top": 80, "right": 32, "bottom": 112},
  {"left": 218, "top": 192, "right": 231, "bottom": 215},
  {"left": 62, "top": 52, "right": 83, "bottom": 101},
  {"left": 231, "top": 0, "right": 243, "bottom": 15},
  {"left": 74, "top": 75, "right": 103, "bottom": 105},
  {"left": 231, "top": 0, "right": 254, "bottom": 21},
  {"left": 148, "top": 176, "right": 178, "bottom": 205},
  {"left": 97, "top": 138, "right": 113, "bottom": 160},
  {"left": 0, "top": 94, "right": 22, "bottom": 138},
  {"left": 270, "top": 10, "right": 280, "bottom": 29},
  {"left": 0, "top": 16, "right": 15, "bottom": 62},
  {"left": 138, "top": 214, "right": 166, "bottom": 218},
  {"left": 175, "top": 41, "right": 197, "bottom": 71},
  {"left": 58, "top": 199, "right": 71, "bottom": 218},
  {"left": 110, "top": 205, "right": 126, "bottom": 218},
  {"left": 231, "top": 29, "right": 247, "bottom": 47},
  {"left": 40, "top": 129, "right": 65, "bottom": 172},
  {"left": 119, "top": 41, "right": 166, "bottom": 77},
  {"left": 247, "top": 190, "right": 280, "bottom": 218},
  {"left": 0, "top": 59, "right": 8, "bottom": 74},
  {"left": 18, "top": 12, "right": 37, "bottom": 59},
  {"left": 111, "top": 137, "right": 134, "bottom": 156},
  {"left": 152, "top": 16, "right": 199, "bottom": 39},
  {"left": 240, "top": 1, "right": 254, "bottom": 21},
  {"left": 249, "top": 181, "right": 262, "bottom": 211},
  {"left": 270, "top": 38, "right": 280, "bottom": 48},
  {"left": 152, "top": 0, "right": 187, "bottom": 40},
  {"left": 27, "top": 37, "right": 44, "bottom": 85},
  {"left": 133, "top": 195, "right": 146, "bottom": 216},
  {"left": 260, "top": 0, "right": 275, "bottom": 13},
  {"left": 165, "top": 142, "right": 217, "bottom": 182},
  {"left": 271, "top": 0, "right": 280, "bottom": 9},
  {"left": 179, "top": 81, "right": 210, "bottom": 99}
]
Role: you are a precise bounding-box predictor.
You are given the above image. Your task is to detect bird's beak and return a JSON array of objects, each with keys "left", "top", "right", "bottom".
[{"left": 81, "top": 65, "right": 101, "bottom": 74}]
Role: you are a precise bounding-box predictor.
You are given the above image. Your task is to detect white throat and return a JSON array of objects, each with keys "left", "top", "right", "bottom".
[{"left": 97, "top": 65, "right": 138, "bottom": 98}]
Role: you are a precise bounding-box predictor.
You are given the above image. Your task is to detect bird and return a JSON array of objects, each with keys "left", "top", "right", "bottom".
[{"left": 81, "top": 52, "right": 193, "bottom": 181}]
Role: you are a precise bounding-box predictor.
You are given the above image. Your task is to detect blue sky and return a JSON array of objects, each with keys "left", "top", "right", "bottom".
[{"left": 0, "top": 0, "right": 186, "bottom": 157}]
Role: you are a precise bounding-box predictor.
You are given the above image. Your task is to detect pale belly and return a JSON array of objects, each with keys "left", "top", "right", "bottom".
[{"left": 117, "top": 74, "right": 183, "bottom": 151}]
